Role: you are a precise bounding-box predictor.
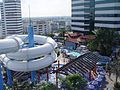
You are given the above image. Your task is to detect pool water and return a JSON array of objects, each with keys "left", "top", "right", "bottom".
[{"left": 70, "top": 51, "right": 81, "bottom": 57}]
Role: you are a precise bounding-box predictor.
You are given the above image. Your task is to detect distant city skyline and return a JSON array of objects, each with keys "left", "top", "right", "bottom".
[{"left": 0, "top": 0, "right": 70, "bottom": 17}]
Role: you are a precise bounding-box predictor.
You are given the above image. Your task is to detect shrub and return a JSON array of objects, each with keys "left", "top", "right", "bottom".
[
  {"left": 114, "top": 82, "right": 120, "bottom": 88},
  {"left": 60, "top": 74, "right": 87, "bottom": 90}
]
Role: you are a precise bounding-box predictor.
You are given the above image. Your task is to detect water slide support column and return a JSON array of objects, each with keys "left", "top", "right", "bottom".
[
  {"left": 56, "top": 71, "right": 58, "bottom": 88},
  {"left": 28, "top": 21, "right": 36, "bottom": 82},
  {"left": 38, "top": 70, "right": 40, "bottom": 81},
  {"left": 46, "top": 67, "right": 49, "bottom": 82},
  {"left": 6, "top": 68, "right": 12, "bottom": 86},
  {"left": 0, "top": 63, "right": 3, "bottom": 90}
]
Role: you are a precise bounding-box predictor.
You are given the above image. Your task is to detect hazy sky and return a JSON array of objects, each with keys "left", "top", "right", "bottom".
[
  {"left": 0, "top": 0, "right": 71, "bottom": 17},
  {"left": 21, "top": 0, "right": 71, "bottom": 17}
]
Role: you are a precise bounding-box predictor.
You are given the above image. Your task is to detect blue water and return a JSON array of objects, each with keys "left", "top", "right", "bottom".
[{"left": 70, "top": 51, "right": 81, "bottom": 57}]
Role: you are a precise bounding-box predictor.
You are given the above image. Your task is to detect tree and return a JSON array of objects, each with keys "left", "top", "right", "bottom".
[
  {"left": 57, "top": 29, "right": 69, "bottom": 43},
  {"left": 87, "top": 29, "right": 120, "bottom": 56},
  {"left": 60, "top": 74, "right": 87, "bottom": 90},
  {"left": 58, "top": 29, "right": 67, "bottom": 37},
  {"left": 35, "top": 82, "right": 57, "bottom": 90},
  {"left": 47, "top": 33, "right": 55, "bottom": 38}
]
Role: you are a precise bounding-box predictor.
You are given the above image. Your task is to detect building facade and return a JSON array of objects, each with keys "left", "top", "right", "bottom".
[
  {"left": 0, "top": 0, "right": 23, "bottom": 38},
  {"left": 95, "top": 0, "right": 120, "bottom": 31},
  {"left": 72, "top": 0, "right": 95, "bottom": 33},
  {"left": 22, "top": 17, "right": 71, "bottom": 35},
  {"left": 0, "top": 25, "right": 2, "bottom": 38},
  {"left": 23, "top": 19, "right": 52, "bottom": 35},
  {"left": 71, "top": 0, "right": 120, "bottom": 33}
]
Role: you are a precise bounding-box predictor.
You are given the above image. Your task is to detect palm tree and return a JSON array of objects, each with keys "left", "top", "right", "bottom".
[
  {"left": 87, "top": 29, "right": 120, "bottom": 56},
  {"left": 58, "top": 28, "right": 69, "bottom": 37},
  {"left": 60, "top": 74, "right": 87, "bottom": 90}
]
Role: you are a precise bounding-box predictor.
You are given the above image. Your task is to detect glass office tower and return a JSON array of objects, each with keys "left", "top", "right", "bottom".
[
  {"left": 95, "top": 0, "right": 120, "bottom": 32},
  {"left": 72, "top": 0, "right": 120, "bottom": 33}
]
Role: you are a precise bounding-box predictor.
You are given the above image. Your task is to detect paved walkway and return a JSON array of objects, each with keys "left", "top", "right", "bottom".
[{"left": 103, "top": 73, "right": 120, "bottom": 90}]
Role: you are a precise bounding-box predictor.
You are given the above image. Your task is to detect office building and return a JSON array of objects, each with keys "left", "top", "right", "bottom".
[
  {"left": 95, "top": 0, "right": 120, "bottom": 31},
  {"left": 0, "top": 0, "right": 23, "bottom": 38},
  {"left": 72, "top": 0, "right": 95, "bottom": 33},
  {"left": 0, "top": 25, "right": 2, "bottom": 38},
  {"left": 71, "top": 0, "right": 120, "bottom": 33}
]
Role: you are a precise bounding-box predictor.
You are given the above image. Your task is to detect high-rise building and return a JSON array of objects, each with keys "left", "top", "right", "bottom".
[
  {"left": 71, "top": 0, "right": 120, "bottom": 33},
  {"left": 71, "top": 0, "right": 95, "bottom": 33},
  {"left": 0, "top": 25, "right": 2, "bottom": 38},
  {"left": 0, "top": 0, "right": 23, "bottom": 38},
  {"left": 95, "top": 0, "right": 120, "bottom": 31}
]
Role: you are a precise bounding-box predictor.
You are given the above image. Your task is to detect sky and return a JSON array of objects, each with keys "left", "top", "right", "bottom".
[
  {"left": 0, "top": 0, "right": 71, "bottom": 17},
  {"left": 21, "top": 0, "right": 71, "bottom": 17}
]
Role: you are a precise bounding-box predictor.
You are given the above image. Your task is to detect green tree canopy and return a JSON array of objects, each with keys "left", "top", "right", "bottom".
[
  {"left": 4, "top": 80, "right": 57, "bottom": 90},
  {"left": 87, "top": 29, "right": 120, "bottom": 56},
  {"left": 36, "top": 82, "right": 57, "bottom": 90},
  {"left": 60, "top": 74, "right": 87, "bottom": 90},
  {"left": 58, "top": 29, "right": 68, "bottom": 37}
]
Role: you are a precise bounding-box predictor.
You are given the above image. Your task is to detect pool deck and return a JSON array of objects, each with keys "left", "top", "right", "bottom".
[
  {"left": 103, "top": 73, "right": 120, "bottom": 90},
  {"left": 54, "top": 53, "right": 70, "bottom": 65}
]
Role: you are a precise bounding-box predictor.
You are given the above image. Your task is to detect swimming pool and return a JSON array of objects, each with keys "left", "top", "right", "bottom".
[
  {"left": 67, "top": 51, "right": 81, "bottom": 57},
  {"left": 71, "top": 51, "right": 81, "bottom": 57}
]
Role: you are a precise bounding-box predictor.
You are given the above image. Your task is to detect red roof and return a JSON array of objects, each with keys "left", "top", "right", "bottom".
[{"left": 66, "top": 33, "right": 95, "bottom": 43}]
